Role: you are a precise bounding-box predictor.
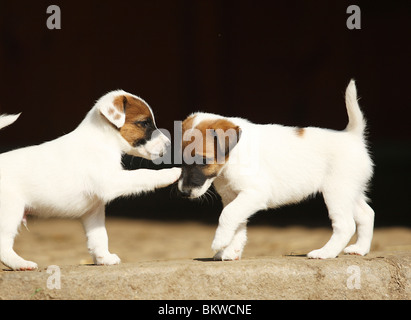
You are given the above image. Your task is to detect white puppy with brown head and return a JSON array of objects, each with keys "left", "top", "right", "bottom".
[
  {"left": 0, "top": 90, "right": 181, "bottom": 270},
  {"left": 178, "top": 80, "right": 374, "bottom": 260}
]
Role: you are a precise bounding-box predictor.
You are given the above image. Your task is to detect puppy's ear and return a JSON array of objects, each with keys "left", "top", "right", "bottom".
[
  {"left": 211, "top": 119, "right": 241, "bottom": 162},
  {"left": 99, "top": 95, "right": 127, "bottom": 128}
]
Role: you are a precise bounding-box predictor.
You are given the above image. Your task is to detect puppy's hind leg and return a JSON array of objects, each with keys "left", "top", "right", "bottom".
[
  {"left": 344, "top": 197, "right": 375, "bottom": 256},
  {"left": 307, "top": 188, "right": 356, "bottom": 259},
  {"left": 0, "top": 197, "right": 37, "bottom": 270}
]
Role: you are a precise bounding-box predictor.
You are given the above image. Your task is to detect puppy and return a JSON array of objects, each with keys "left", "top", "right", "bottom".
[
  {"left": 0, "top": 90, "right": 181, "bottom": 270},
  {"left": 178, "top": 80, "right": 374, "bottom": 260}
]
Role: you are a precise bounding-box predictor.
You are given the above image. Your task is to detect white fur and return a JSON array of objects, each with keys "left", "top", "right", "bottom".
[
  {"left": 180, "top": 80, "right": 375, "bottom": 260},
  {"left": 0, "top": 90, "right": 181, "bottom": 270}
]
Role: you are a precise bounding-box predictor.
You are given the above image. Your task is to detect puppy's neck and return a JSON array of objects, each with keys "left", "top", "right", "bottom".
[{"left": 76, "top": 108, "right": 127, "bottom": 153}]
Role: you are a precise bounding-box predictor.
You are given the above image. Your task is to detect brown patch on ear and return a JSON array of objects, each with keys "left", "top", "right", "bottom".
[
  {"left": 181, "top": 116, "right": 241, "bottom": 181},
  {"left": 182, "top": 114, "right": 201, "bottom": 160},
  {"left": 100, "top": 95, "right": 126, "bottom": 128},
  {"left": 113, "top": 95, "right": 127, "bottom": 113},
  {"left": 211, "top": 119, "right": 241, "bottom": 159},
  {"left": 122, "top": 95, "right": 152, "bottom": 121},
  {"left": 191, "top": 118, "right": 241, "bottom": 162},
  {"left": 296, "top": 127, "right": 305, "bottom": 137},
  {"left": 119, "top": 95, "right": 153, "bottom": 146}
]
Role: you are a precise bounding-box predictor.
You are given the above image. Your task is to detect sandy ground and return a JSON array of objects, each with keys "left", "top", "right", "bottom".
[{"left": 7, "top": 217, "right": 411, "bottom": 267}]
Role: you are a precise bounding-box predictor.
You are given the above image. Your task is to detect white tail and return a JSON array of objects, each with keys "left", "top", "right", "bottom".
[
  {"left": 0, "top": 113, "right": 21, "bottom": 131},
  {"left": 345, "top": 80, "right": 366, "bottom": 136}
]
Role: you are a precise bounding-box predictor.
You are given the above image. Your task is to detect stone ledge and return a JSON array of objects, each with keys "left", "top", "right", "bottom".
[{"left": 1, "top": 251, "right": 410, "bottom": 300}]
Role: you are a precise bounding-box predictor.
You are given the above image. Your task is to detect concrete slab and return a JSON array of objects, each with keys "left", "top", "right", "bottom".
[{"left": 1, "top": 251, "right": 410, "bottom": 300}]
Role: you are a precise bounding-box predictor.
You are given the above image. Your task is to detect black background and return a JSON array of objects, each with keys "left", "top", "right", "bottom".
[{"left": 0, "top": 0, "right": 410, "bottom": 227}]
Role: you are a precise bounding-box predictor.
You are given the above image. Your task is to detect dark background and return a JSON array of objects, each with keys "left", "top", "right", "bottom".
[{"left": 0, "top": 0, "right": 410, "bottom": 227}]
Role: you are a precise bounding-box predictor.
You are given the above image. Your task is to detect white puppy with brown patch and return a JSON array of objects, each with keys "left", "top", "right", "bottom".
[
  {"left": 178, "top": 80, "right": 374, "bottom": 260},
  {"left": 0, "top": 90, "right": 181, "bottom": 270}
]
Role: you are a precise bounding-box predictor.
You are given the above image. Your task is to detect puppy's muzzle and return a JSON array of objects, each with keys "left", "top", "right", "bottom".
[
  {"left": 158, "top": 139, "right": 171, "bottom": 157},
  {"left": 178, "top": 188, "right": 192, "bottom": 198},
  {"left": 147, "top": 131, "right": 171, "bottom": 158}
]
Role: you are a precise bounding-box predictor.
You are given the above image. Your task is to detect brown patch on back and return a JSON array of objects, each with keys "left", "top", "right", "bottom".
[
  {"left": 119, "top": 95, "right": 153, "bottom": 146},
  {"left": 295, "top": 127, "right": 305, "bottom": 137}
]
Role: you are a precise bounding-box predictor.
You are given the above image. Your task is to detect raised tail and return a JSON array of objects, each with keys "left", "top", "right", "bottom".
[
  {"left": 345, "top": 80, "right": 366, "bottom": 136},
  {"left": 0, "top": 113, "right": 21, "bottom": 130}
]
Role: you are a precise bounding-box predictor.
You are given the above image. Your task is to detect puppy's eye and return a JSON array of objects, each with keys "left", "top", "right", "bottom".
[{"left": 134, "top": 119, "right": 151, "bottom": 128}]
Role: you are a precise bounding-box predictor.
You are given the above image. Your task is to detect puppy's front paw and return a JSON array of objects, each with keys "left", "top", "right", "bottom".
[
  {"left": 1, "top": 254, "right": 38, "bottom": 271},
  {"left": 156, "top": 167, "right": 182, "bottom": 188},
  {"left": 213, "top": 247, "right": 242, "bottom": 261},
  {"left": 307, "top": 249, "right": 337, "bottom": 259},
  {"left": 211, "top": 228, "right": 234, "bottom": 252},
  {"left": 344, "top": 244, "right": 368, "bottom": 256},
  {"left": 95, "top": 253, "right": 121, "bottom": 266},
  {"left": 14, "top": 260, "right": 38, "bottom": 271}
]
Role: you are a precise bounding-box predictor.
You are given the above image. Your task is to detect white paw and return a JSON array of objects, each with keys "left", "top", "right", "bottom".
[
  {"left": 213, "top": 247, "right": 242, "bottom": 261},
  {"left": 95, "top": 253, "right": 121, "bottom": 266},
  {"left": 3, "top": 256, "right": 38, "bottom": 271},
  {"left": 344, "top": 245, "right": 368, "bottom": 256},
  {"left": 211, "top": 229, "right": 234, "bottom": 252},
  {"left": 157, "top": 167, "right": 182, "bottom": 188},
  {"left": 168, "top": 167, "right": 182, "bottom": 182},
  {"left": 307, "top": 249, "right": 337, "bottom": 259}
]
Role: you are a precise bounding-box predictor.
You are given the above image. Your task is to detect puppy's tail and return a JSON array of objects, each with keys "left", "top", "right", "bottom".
[
  {"left": 345, "top": 80, "right": 366, "bottom": 137},
  {"left": 0, "top": 113, "right": 21, "bottom": 131}
]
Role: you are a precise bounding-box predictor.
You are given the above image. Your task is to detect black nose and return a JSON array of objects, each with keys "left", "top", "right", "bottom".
[{"left": 179, "top": 189, "right": 191, "bottom": 198}]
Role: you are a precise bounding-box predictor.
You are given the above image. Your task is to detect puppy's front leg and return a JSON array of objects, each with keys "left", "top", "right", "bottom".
[
  {"left": 81, "top": 204, "right": 120, "bottom": 265},
  {"left": 211, "top": 192, "right": 266, "bottom": 254},
  {"left": 213, "top": 222, "right": 247, "bottom": 261},
  {"left": 103, "top": 167, "right": 181, "bottom": 201}
]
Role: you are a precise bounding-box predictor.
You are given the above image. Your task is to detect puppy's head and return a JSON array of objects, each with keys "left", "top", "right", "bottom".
[
  {"left": 178, "top": 113, "right": 241, "bottom": 198},
  {"left": 97, "top": 90, "right": 170, "bottom": 159}
]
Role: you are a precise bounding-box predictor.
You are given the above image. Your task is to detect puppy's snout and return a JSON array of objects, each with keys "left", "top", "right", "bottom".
[
  {"left": 159, "top": 138, "right": 171, "bottom": 157},
  {"left": 159, "top": 131, "right": 171, "bottom": 149},
  {"left": 178, "top": 188, "right": 191, "bottom": 198},
  {"left": 164, "top": 138, "right": 171, "bottom": 149}
]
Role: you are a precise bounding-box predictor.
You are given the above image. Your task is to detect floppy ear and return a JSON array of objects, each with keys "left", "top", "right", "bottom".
[
  {"left": 211, "top": 120, "right": 242, "bottom": 162},
  {"left": 99, "top": 95, "right": 127, "bottom": 128}
]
